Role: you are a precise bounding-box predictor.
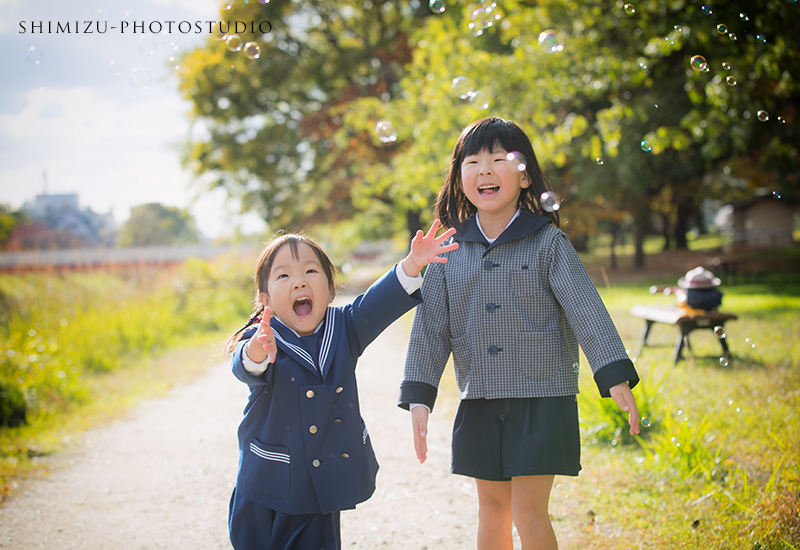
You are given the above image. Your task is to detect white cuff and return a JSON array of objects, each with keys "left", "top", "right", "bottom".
[
  {"left": 395, "top": 263, "right": 423, "bottom": 294},
  {"left": 409, "top": 403, "right": 430, "bottom": 412},
  {"left": 242, "top": 345, "right": 270, "bottom": 374}
]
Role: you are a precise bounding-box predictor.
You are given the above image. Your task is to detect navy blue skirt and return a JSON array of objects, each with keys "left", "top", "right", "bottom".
[
  {"left": 451, "top": 396, "right": 581, "bottom": 481},
  {"left": 229, "top": 487, "right": 341, "bottom": 550}
]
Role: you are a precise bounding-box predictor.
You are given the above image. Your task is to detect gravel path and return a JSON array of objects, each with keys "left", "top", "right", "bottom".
[{"left": 0, "top": 312, "right": 602, "bottom": 550}]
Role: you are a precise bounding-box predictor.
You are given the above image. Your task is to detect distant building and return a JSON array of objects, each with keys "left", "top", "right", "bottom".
[
  {"left": 716, "top": 193, "right": 797, "bottom": 250},
  {"left": 7, "top": 193, "right": 115, "bottom": 250}
]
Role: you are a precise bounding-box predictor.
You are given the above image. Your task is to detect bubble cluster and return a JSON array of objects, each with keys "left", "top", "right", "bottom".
[
  {"left": 375, "top": 121, "right": 397, "bottom": 143},
  {"left": 506, "top": 151, "right": 527, "bottom": 172},
  {"left": 540, "top": 191, "right": 561, "bottom": 212},
  {"left": 690, "top": 55, "right": 709, "bottom": 72},
  {"left": 429, "top": 0, "right": 445, "bottom": 14},
  {"left": 538, "top": 30, "right": 563, "bottom": 54}
]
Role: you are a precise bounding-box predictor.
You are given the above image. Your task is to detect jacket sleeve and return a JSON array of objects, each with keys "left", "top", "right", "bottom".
[
  {"left": 231, "top": 331, "right": 271, "bottom": 387},
  {"left": 345, "top": 264, "right": 423, "bottom": 358},
  {"left": 398, "top": 260, "right": 451, "bottom": 412},
  {"left": 546, "top": 232, "right": 639, "bottom": 397}
]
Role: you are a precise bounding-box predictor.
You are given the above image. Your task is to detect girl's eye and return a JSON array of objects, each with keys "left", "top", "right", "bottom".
[
  {"left": 276, "top": 273, "right": 288, "bottom": 279},
  {"left": 306, "top": 269, "right": 318, "bottom": 274}
]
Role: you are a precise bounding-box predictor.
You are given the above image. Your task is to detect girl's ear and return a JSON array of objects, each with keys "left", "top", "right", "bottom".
[
  {"left": 521, "top": 172, "right": 531, "bottom": 188},
  {"left": 259, "top": 292, "right": 270, "bottom": 310}
]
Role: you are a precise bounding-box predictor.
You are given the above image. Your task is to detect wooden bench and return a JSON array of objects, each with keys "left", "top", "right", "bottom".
[{"left": 630, "top": 304, "right": 738, "bottom": 365}]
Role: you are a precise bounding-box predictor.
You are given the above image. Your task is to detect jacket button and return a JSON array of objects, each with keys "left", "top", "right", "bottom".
[
  {"left": 488, "top": 346, "right": 501, "bottom": 356},
  {"left": 336, "top": 387, "right": 343, "bottom": 393},
  {"left": 341, "top": 453, "right": 349, "bottom": 459},
  {"left": 306, "top": 390, "right": 315, "bottom": 398},
  {"left": 312, "top": 459, "right": 321, "bottom": 467},
  {"left": 572, "top": 363, "right": 580, "bottom": 372},
  {"left": 309, "top": 425, "right": 318, "bottom": 434},
  {"left": 483, "top": 261, "right": 494, "bottom": 270},
  {"left": 485, "top": 303, "right": 498, "bottom": 312},
  {"left": 334, "top": 418, "right": 342, "bottom": 424}
]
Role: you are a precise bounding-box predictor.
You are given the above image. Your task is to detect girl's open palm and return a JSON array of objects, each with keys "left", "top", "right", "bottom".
[
  {"left": 409, "top": 219, "right": 459, "bottom": 270},
  {"left": 246, "top": 307, "right": 278, "bottom": 364}
]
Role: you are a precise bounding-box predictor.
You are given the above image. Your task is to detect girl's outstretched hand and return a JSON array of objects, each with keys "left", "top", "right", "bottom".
[
  {"left": 410, "top": 405, "right": 429, "bottom": 464},
  {"left": 245, "top": 307, "right": 278, "bottom": 364},
  {"left": 609, "top": 382, "right": 640, "bottom": 435},
  {"left": 402, "top": 219, "right": 459, "bottom": 278}
]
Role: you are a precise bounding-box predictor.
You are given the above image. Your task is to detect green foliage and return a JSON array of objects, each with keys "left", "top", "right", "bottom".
[{"left": 116, "top": 203, "right": 200, "bottom": 247}]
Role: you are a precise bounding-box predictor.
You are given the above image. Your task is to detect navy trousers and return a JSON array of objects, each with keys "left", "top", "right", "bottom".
[{"left": 229, "top": 487, "right": 341, "bottom": 550}]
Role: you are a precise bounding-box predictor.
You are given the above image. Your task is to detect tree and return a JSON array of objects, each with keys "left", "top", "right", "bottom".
[
  {"left": 116, "top": 203, "right": 200, "bottom": 247},
  {"left": 0, "top": 204, "right": 27, "bottom": 249}
]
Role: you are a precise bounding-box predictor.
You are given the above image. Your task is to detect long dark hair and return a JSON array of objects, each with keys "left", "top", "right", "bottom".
[
  {"left": 223, "top": 233, "right": 337, "bottom": 355},
  {"left": 435, "top": 117, "right": 560, "bottom": 231}
]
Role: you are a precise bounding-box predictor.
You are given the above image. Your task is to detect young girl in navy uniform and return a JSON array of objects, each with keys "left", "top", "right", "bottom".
[
  {"left": 225, "top": 223, "right": 457, "bottom": 550},
  {"left": 399, "top": 117, "right": 641, "bottom": 550}
]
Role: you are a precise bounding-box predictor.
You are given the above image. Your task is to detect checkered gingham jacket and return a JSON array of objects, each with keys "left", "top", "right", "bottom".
[{"left": 399, "top": 210, "right": 639, "bottom": 412}]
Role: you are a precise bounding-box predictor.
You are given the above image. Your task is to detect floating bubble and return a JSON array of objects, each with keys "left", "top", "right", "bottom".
[
  {"left": 722, "top": 62, "right": 731, "bottom": 70},
  {"left": 739, "top": 12, "right": 749, "bottom": 21},
  {"left": 506, "top": 151, "right": 527, "bottom": 172},
  {"left": 640, "top": 140, "right": 652, "bottom": 152},
  {"left": 540, "top": 191, "right": 561, "bottom": 212},
  {"left": 714, "top": 326, "right": 726, "bottom": 339},
  {"left": 726, "top": 75, "right": 737, "bottom": 86},
  {"left": 701, "top": 5, "right": 712, "bottom": 15},
  {"left": 756, "top": 34, "right": 766, "bottom": 43},
  {"left": 690, "top": 55, "right": 709, "bottom": 72},
  {"left": 728, "top": 32, "right": 737, "bottom": 41},
  {"left": 27, "top": 46, "right": 43, "bottom": 65},
  {"left": 717, "top": 24, "right": 727, "bottom": 35},
  {"left": 137, "top": 36, "right": 157, "bottom": 55},
  {"left": 429, "top": 0, "right": 445, "bottom": 13},
  {"left": 244, "top": 41, "right": 261, "bottom": 59},
  {"left": 641, "top": 417, "right": 652, "bottom": 428},
  {"left": 451, "top": 76, "right": 474, "bottom": 100},
  {"left": 773, "top": 191, "right": 782, "bottom": 199},
  {"left": 777, "top": 116, "right": 786, "bottom": 124},
  {"left": 226, "top": 34, "right": 243, "bottom": 52},
  {"left": 538, "top": 30, "right": 563, "bottom": 53},
  {"left": 746, "top": 337, "right": 756, "bottom": 348},
  {"left": 624, "top": 4, "right": 635, "bottom": 14},
  {"left": 638, "top": 58, "right": 648, "bottom": 70},
  {"left": 375, "top": 120, "right": 397, "bottom": 143},
  {"left": 108, "top": 61, "right": 121, "bottom": 75},
  {"left": 468, "top": 89, "right": 490, "bottom": 110},
  {"left": 211, "top": 25, "right": 227, "bottom": 41},
  {"left": 596, "top": 158, "right": 604, "bottom": 165},
  {"left": 221, "top": 2, "right": 232, "bottom": 10},
  {"left": 128, "top": 67, "right": 151, "bottom": 90},
  {"left": 757, "top": 110, "right": 769, "bottom": 122}
]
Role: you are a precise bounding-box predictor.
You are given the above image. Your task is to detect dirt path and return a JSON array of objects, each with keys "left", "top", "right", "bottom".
[{"left": 0, "top": 311, "right": 602, "bottom": 550}]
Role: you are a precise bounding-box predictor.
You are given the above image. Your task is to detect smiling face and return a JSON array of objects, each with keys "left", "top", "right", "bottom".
[
  {"left": 260, "top": 242, "right": 335, "bottom": 336},
  {"left": 460, "top": 144, "right": 530, "bottom": 223}
]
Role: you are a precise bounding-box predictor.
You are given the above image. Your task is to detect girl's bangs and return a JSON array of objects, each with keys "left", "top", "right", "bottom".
[{"left": 460, "top": 118, "right": 522, "bottom": 158}]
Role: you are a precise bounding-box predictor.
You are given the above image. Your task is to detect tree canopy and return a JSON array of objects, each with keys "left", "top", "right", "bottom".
[
  {"left": 116, "top": 203, "right": 200, "bottom": 247},
  {"left": 178, "top": 0, "right": 798, "bottom": 264}
]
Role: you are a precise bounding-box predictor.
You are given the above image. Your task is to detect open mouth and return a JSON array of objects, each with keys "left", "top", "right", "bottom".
[
  {"left": 478, "top": 184, "right": 500, "bottom": 195},
  {"left": 293, "top": 297, "right": 313, "bottom": 318}
]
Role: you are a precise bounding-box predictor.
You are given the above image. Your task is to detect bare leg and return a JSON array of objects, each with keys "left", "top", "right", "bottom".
[
  {"left": 511, "top": 475, "right": 558, "bottom": 550},
  {"left": 475, "top": 478, "right": 513, "bottom": 550}
]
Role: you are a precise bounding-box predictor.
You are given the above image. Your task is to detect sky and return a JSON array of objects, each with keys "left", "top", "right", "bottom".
[{"left": 0, "top": 0, "right": 266, "bottom": 239}]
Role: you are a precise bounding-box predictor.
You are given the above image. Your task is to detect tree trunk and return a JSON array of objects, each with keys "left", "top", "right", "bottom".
[
  {"left": 661, "top": 212, "right": 672, "bottom": 252},
  {"left": 675, "top": 199, "right": 692, "bottom": 249},
  {"left": 609, "top": 222, "right": 619, "bottom": 271},
  {"left": 406, "top": 209, "right": 423, "bottom": 249},
  {"left": 633, "top": 208, "right": 649, "bottom": 269}
]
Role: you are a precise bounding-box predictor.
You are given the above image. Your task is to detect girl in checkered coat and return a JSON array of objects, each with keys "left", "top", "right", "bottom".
[
  {"left": 226, "top": 225, "right": 457, "bottom": 550},
  {"left": 399, "top": 117, "right": 640, "bottom": 550}
]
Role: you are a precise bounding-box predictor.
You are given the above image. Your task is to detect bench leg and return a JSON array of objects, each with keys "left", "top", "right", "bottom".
[{"left": 672, "top": 331, "right": 687, "bottom": 365}]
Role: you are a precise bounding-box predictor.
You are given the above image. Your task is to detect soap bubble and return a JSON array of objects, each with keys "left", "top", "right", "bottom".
[
  {"left": 690, "top": 55, "right": 709, "bottom": 72},
  {"left": 640, "top": 140, "right": 652, "bottom": 152},
  {"left": 506, "top": 151, "right": 527, "bottom": 172},
  {"left": 429, "top": 0, "right": 445, "bottom": 13},
  {"left": 108, "top": 61, "right": 121, "bottom": 75},
  {"left": 739, "top": 12, "right": 749, "bottom": 21},
  {"left": 375, "top": 121, "right": 397, "bottom": 143},
  {"left": 714, "top": 326, "right": 726, "bottom": 339},
  {"left": 717, "top": 24, "right": 727, "bottom": 34},
  {"left": 726, "top": 76, "right": 737, "bottom": 86},
  {"left": 27, "top": 46, "right": 43, "bottom": 65},
  {"left": 721, "top": 62, "right": 731, "bottom": 70},
  {"left": 451, "top": 76, "right": 474, "bottom": 100},
  {"left": 757, "top": 110, "right": 769, "bottom": 122},
  {"left": 596, "top": 158, "right": 604, "bottom": 165},
  {"left": 701, "top": 5, "right": 712, "bottom": 15},
  {"left": 773, "top": 191, "right": 782, "bottom": 199},
  {"left": 756, "top": 34, "right": 766, "bottom": 43},
  {"left": 728, "top": 33, "right": 737, "bottom": 41},
  {"left": 226, "top": 34, "right": 243, "bottom": 52},
  {"left": 137, "top": 36, "right": 157, "bottom": 54},
  {"left": 468, "top": 5, "right": 501, "bottom": 35},
  {"left": 468, "top": 89, "right": 490, "bottom": 110},
  {"left": 128, "top": 67, "right": 151, "bottom": 90},
  {"left": 211, "top": 25, "right": 227, "bottom": 41},
  {"left": 538, "top": 30, "right": 563, "bottom": 53},
  {"left": 720, "top": 357, "right": 729, "bottom": 367},
  {"left": 641, "top": 417, "right": 652, "bottom": 428},
  {"left": 244, "top": 42, "right": 261, "bottom": 59},
  {"left": 540, "top": 191, "right": 561, "bottom": 212},
  {"left": 624, "top": 4, "right": 635, "bottom": 14},
  {"left": 777, "top": 116, "right": 786, "bottom": 124}
]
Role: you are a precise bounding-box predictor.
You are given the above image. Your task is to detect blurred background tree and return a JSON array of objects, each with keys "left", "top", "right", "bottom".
[
  {"left": 0, "top": 205, "right": 27, "bottom": 250},
  {"left": 116, "top": 203, "right": 200, "bottom": 247},
  {"left": 178, "top": 0, "right": 798, "bottom": 267}
]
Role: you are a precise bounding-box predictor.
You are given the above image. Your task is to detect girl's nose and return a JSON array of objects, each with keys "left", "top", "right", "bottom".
[
  {"left": 479, "top": 163, "right": 493, "bottom": 175},
  {"left": 293, "top": 278, "right": 307, "bottom": 289}
]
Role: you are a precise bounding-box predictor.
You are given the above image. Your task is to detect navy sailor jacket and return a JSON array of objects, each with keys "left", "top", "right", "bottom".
[{"left": 232, "top": 266, "right": 422, "bottom": 515}]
